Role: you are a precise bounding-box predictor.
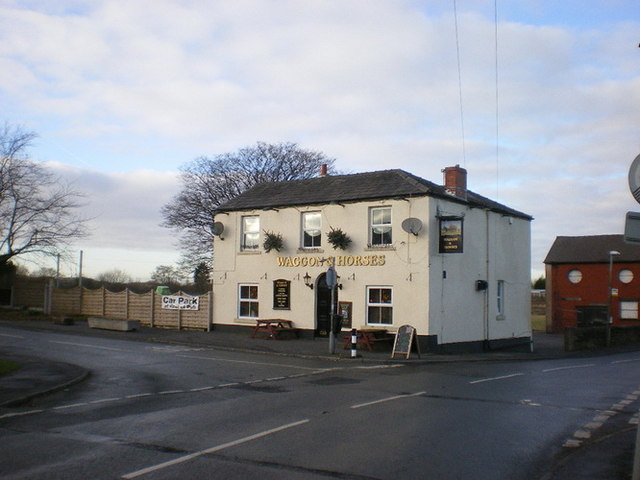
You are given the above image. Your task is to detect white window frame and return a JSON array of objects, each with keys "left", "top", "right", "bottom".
[
  {"left": 620, "top": 300, "right": 639, "bottom": 320},
  {"left": 497, "top": 280, "right": 505, "bottom": 317},
  {"left": 238, "top": 284, "right": 259, "bottom": 318},
  {"left": 241, "top": 215, "right": 260, "bottom": 251},
  {"left": 301, "top": 211, "right": 322, "bottom": 248},
  {"left": 370, "top": 207, "right": 392, "bottom": 247},
  {"left": 366, "top": 286, "right": 393, "bottom": 325}
]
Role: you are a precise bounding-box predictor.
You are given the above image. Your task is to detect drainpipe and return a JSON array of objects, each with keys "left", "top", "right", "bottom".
[{"left": 484, "top": 210, "right": 490, "bottom": 350}]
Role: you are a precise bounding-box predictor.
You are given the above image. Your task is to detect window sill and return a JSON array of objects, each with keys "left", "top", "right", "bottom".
[
  {"left": 297, "top": 248, "right": 324, "bottom": 254},
  {"left": 235, "top": 318, "right": 258, "bottom": 325},
  {"left": 238, "top": 250, "right": 262, "bottom": 255},
  {"left": 365, "top": 245, "right": 396, "bottom": 251}
]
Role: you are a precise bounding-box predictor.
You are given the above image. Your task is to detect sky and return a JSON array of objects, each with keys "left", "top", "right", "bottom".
[{"left": 1, "top": 0, "right": 638, "bottom": 281}]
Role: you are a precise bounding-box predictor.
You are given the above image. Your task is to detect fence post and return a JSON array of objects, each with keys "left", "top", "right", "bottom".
[
  {"left": 125, "top": 289, "right": 129, "bottom": 320},
  {"left": 150, "top": 290, "right": 155, "bottom": 328},
  {"left": 207, "top": 291, "right": 212, "bottom": 332}
]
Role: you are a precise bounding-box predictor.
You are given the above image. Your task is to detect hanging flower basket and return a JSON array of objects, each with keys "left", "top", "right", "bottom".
[
  {"left": 263, "top": 230, "right": 284, "bottom": 253},
  {"left": 327, "top": 227, "right": 352, "bottom": 250}
]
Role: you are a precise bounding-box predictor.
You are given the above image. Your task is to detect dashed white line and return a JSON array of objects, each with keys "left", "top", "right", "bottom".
[
  {"left": 49, "top": 340, "right": 122, "bottom": 351},
  {"left": 469, "top": 373, "right": 524, "bottom": 384},
  {"left": 351, "top": 391, "right": 426, "bottom": 409},
  {"left": 121, "top": 419, "right": 310, "bottom": 479},
  {"left": 542, "top": 364, "right": 595, "bottom": 373},
  {"left": 0, "top": 333, "right": 25, "bottom": 339},
  {"left": 177, "top": 354, "right": 324, "bottom": 371}
]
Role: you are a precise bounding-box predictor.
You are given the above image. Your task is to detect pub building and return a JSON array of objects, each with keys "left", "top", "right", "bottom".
[{"left": 212, "top": 165, "right": 533, "bottom": 352}]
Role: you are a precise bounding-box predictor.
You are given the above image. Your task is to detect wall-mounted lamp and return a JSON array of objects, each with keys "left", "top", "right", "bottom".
[{"left": 303, "top": 272, "right": 314, "bottom": 289}]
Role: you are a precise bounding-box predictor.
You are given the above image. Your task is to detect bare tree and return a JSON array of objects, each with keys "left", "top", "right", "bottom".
[
  {"left": 97, "top": 269, "right": 132, "bottom": 284},
  {"left": 0, "top": 123, "right": 88, "bottom": 267},
  {"left": 151, "top": 265, "right": 182, "bottom": 285},
  {"left": 162, "top": 141, "right": 336, "bottom": 271}
]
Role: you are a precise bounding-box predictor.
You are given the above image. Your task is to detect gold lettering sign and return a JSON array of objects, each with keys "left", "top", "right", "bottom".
[{"left": 277, "top": 255, "right": 385, "bottom": 267}]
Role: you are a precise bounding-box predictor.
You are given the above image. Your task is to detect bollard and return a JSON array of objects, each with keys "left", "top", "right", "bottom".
[{"left": 351, "top": 329, "right": 358, "bottom": 358}]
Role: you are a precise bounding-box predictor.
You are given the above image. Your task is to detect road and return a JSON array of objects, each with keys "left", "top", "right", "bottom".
[{"left": 0, "top": 327, "right": 639, "bottom": 479}]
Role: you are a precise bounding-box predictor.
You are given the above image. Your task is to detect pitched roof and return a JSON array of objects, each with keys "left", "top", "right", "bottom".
[
  {"left": 544, "top": 235, "right": 640, "bottom": 264},
  {"left": 216, "top": 169, "right": 532, "bottom": 219}
]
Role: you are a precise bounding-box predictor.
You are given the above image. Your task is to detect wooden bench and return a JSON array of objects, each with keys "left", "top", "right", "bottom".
[
  {"left": 342, "top": 328, "right": 394, "bottom": 351},
  {"left": 251, "top": 319, "right": 299, "bottom": 339}
]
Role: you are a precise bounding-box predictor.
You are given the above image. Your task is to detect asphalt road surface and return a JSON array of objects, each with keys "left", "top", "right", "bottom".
[{"left": 1, "top": 327, "right": 639, "bottom": 479}]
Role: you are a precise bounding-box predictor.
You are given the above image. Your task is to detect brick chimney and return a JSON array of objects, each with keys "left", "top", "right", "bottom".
[
  {"left": 442, "top": 165, "right": 467, "bottom": 199},
  {"left": 320, "top": 164, "right": 328, "bottom": 177}
]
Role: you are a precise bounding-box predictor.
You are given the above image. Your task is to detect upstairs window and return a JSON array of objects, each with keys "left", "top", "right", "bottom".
[
  {"left": 370, "top": 207, "right": 392, "bottom": 246},
  {"left": 241, "top": 216, "right": 260, "bottom": 251},
  {"left": 302, "top": 212, "right": 322, "bottom": 248}
]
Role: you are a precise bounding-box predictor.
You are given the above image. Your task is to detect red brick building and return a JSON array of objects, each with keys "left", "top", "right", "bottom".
[{"left": 544, "top": 235, "right": 640, "bottom": 333}]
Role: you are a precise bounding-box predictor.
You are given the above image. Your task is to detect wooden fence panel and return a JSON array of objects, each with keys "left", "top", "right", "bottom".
[
  {"left": 129, "top": 291, "right": 152, "bottom": 324},
  {"left": 82, "top": 288, "right": 104, "bottom": 316},
  {"left": 12, "top": 277, "right": 48, "bottom": 309},
  {"left": 13, "top": 280, "right": 211, "bottom": 331},
  {"left": 105, "top": 290, "right": 127, "bottom": 319},
  {"left": 51, "top": 287, "right": 82, "bottom": 315}
]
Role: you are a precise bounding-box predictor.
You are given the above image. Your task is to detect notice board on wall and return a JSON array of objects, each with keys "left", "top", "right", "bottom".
[{"left": 391, "top": 324, "right": 421, "bottom": 359}]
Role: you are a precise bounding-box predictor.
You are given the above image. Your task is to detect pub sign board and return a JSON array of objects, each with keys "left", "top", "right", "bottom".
[
  {"left": 439, "top": 218, "right": 463, "bottom": 253},
  {"left": 273, "top": 279, "right": 291, "bottom": 310}
]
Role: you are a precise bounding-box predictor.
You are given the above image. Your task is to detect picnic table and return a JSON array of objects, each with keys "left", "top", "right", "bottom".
[
  {"left": 251, "top": 319, "right": 299, "bottom": 339},
  {"left": 342, "top": 328, "right": 393, "bottom": 351}
]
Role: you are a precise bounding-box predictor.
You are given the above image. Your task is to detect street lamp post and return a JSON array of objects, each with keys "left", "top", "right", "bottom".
[{"left": 607, "top": 250, "right": 621, "bottom": 347}]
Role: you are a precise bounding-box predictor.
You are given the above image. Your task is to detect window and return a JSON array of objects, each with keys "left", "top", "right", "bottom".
[
  {"left": 238, "top": 284, "right": 259, "bottom": 318},
  {"left": 367, "top": 287, "right": 393, "bottom": 325},
  {"left": 370, "top": 207, "right": 392, "bottom": 246},
  {"left": 497, "top": 280, "right": 505, "bottom": 317},
  {"left": 567, "top": 269, "right": 582, "bottom": 284},
  {"left": 302, "top": 212, "right": 322, "bottom": 248},
  {"left": 620, "top": 301, "right": 638, "bottom": 320},
  {"left": 241, "top": 216, "right": 260, "bottom": 251},
  {"left": 619, "top": 269, "right": 634, "bottom": 284}
]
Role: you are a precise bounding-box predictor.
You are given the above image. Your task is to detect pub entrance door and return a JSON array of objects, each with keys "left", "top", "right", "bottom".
[{"left": 315, "top": 273, "right": 333, "bottom": 337}]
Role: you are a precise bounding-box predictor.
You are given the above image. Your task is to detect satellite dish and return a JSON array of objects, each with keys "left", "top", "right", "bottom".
[
  {"left": 212, "top": 222, "right": 225, "bottom": 238},
  {"left": 628, "top": 153, "right": 640, "bottom": 203},
  {"left": 401, "top": 218, "right": 423, "bottom": 236}
]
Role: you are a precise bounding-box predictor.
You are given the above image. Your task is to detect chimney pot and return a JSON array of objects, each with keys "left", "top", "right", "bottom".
[
  {"left": 320, "top": 164, "right": 328, "bottom": 177},
  {"left": 442, "top": 165, "right": 467, "bottom": 199}
]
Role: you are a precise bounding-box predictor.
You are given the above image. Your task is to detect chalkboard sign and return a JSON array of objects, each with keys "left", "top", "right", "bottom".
[
  {"left": 391, "top": 324, "right": 421, "bottom": 359},
  {"left": 273, "top": 279, "right": 290, "bottom": 310}
]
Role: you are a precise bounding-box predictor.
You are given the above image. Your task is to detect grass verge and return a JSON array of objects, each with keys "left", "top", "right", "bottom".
[{"left": 0, "top": 359, "right": 21, "bottom": 376}]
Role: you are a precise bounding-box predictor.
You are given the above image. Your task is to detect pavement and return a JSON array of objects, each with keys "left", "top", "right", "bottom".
[{"left": 1, "top": 317, "right": 639, "bottom": 479}]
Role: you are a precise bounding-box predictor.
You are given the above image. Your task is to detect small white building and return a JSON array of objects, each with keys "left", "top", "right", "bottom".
[{"left": 212, "top": 166, "right": 533, "bottom": 352}]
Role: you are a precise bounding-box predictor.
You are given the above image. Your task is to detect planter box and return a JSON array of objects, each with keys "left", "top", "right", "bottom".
[{"left": 88, "top": 316, "right": 139, "bottom": 332}]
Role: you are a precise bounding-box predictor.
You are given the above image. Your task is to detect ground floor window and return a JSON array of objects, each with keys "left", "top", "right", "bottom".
[
  {"left": 620, "top": 300, "right": 639, "bottom": 320},
  {"left": 238, "top": 284, "right": 259, "bottom": 318},
  {"left": 497, "top": 280, "right": 505, "bottom": 316},
  {"left": 367, "top": 287, "right": 393, "bottom": 325}
]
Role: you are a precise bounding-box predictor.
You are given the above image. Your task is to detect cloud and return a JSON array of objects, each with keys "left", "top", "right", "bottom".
[{"left": 0, "top": 0, "right": 638, "bottom": 280}]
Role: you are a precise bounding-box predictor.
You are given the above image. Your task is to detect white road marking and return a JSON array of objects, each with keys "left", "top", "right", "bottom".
[
  {"left": 612, "top": 358, "right": 640, "bottom": 364},
  {"left": 350, "top": 391, "right": 426, "bottom": 410},
  {"left": 542, "top": 364, "right": 595, "bottom": 373},
  {"left": 177, "top": 354, "right": 325, "bottom": 371},
  {"left": 0, "top": 333, "right": 25, "bottom": 339},
  {"left": 121, "top": 419, "right": 310, "bottom": 479},
  {"left": 49, "top": 340, "right": 121, "bottom": 351},
  {"left": 0, "top": 409, "right": 44, "bottom": 419},
  {"left": 469, "top": 373, "right": 524, "bottom": 384}
]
